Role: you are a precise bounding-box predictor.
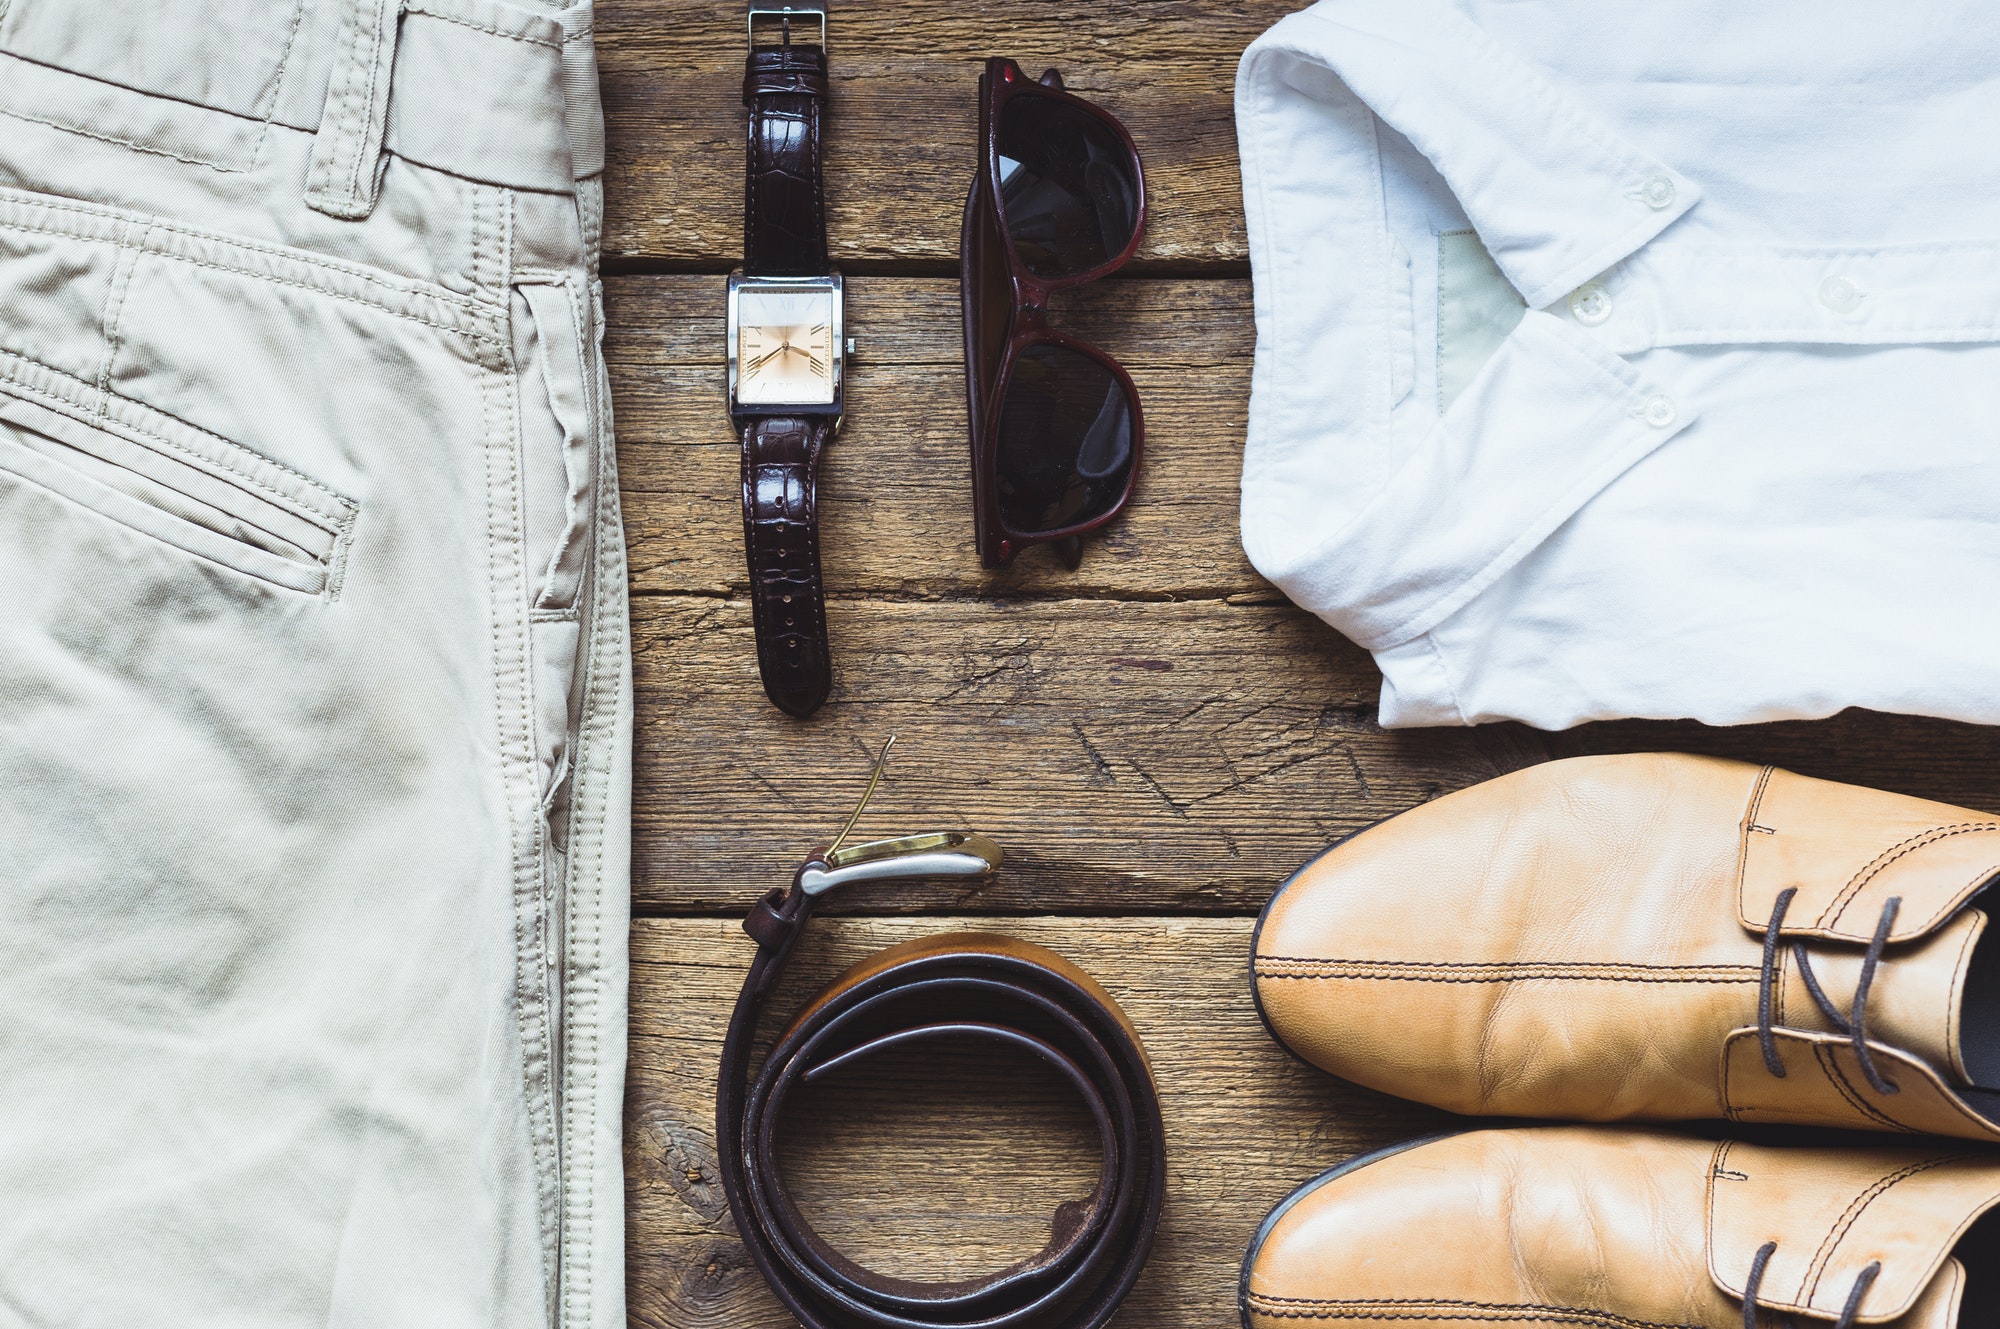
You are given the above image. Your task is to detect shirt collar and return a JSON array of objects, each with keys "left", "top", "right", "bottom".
[{"left": 1261, "top": 0, "right": 1702, "bottom": 308}]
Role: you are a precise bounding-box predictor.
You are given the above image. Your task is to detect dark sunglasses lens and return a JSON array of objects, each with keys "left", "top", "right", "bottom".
[
  {"left": 996, "top": 94, "right": 1140, "bottom": 278},
  {"left": 995, "top": 343, "right": 1135, "bottom": 536}
]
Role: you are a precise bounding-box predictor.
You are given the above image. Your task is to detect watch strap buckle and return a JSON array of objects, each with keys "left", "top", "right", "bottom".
[{"left": 748, "top": 7, "right": 826, "bottom": 51}]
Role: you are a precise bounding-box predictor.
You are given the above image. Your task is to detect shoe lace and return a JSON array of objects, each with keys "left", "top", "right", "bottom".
[
  {"left": 1755, "top": 887, "right": 1903, "bottom": 1096},
  {"left": 1743, "top": 1242, "right": 1881, "bottom": 1329}
]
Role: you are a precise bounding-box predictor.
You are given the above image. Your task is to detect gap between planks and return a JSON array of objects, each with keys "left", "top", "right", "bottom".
[{"left": 626, "top": 913, "right": 1452, "bottom": 1329}]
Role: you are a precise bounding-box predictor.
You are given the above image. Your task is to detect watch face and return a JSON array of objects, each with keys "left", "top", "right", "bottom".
[{"left": 736, "top": 288, "right": 837, "bottom": 407}]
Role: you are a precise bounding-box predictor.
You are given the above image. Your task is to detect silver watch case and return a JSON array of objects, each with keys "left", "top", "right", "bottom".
[{"left": 726, "top": 271, "right": 845, "bottom": 427}]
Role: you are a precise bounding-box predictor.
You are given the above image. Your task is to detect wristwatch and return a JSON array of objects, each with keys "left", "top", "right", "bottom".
[{"left": 729, "top": 6, "right": 845, "bottom": 719}]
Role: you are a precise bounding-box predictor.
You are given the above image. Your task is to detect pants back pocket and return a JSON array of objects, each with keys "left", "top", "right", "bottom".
[{"left": 0, "top": 359, "right": 355, "bottom": 596}]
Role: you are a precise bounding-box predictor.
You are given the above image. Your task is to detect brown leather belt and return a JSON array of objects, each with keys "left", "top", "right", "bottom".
[{"left": 716, "top": 834, "right": 1167, "bottom": 1329}]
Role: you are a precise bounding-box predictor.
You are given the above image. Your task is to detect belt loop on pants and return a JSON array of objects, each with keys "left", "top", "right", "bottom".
[
  {"left": 558, "top": 3, "right": 606, "bottom": 180},
  {"left": 306, "top": 0, "right": 406, "bottom": 220}
]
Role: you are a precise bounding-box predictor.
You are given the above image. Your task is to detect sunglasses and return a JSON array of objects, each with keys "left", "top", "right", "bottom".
[{"left": 961, "top": 57, "right": 1148, "bottom": 570}]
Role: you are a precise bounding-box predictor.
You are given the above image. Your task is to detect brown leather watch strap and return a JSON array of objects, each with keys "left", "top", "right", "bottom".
[
  {"left": 741, "top": 416, "right": 833, "bottom": 717},
  {"left": 743, "top": 43, "right": 829, "bottom": 277},
  {"left": 737, "top": 32, "right": 836, "bottom": 717},
  {"left": 717, "top": 870, "right": 1167, "bottom": 1329}
]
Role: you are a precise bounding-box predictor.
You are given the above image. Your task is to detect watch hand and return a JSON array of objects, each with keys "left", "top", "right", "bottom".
[{"left": 745, "top": 347, "right": 784, "bottom": 373}]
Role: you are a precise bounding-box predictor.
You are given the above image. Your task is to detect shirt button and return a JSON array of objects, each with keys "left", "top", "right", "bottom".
[
  {"left": 1569, "top": 282, "right": 1613, "bottom": 326},
  {"left": 1641, "top": 394, "right": 1677, "bottom": 428},
  {"left": 1818, "top": 275, "right": 1863, "bottom": 314},
  {"left": 1641, "top": 176, "right": 1676, "bottom": 209}
]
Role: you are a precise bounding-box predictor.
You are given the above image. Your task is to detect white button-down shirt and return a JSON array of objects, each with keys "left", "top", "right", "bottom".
[{"left": 1235, "top": 0, "right": 2000, "bottom": 729}]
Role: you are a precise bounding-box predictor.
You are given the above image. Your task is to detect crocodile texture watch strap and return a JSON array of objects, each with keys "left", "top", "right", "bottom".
[
  {"left": 741, "top": 417, "right": 834, "bottom": 717},
  {"left": 739, "top": 30, "right": 834, "bottom": 716},
  {"left": 744, "top": 44, "right": 829, "bottom": 276}
]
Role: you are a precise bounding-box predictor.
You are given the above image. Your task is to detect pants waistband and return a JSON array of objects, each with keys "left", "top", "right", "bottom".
[{"left": 0, "top": 0, "right": 600, "bottom": 206}]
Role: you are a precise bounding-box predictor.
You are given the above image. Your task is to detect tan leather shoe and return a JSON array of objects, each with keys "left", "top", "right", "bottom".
[
  {"left": 1241, "top": 1127, "right": 2000, "bottom": 1329},
  {"left": 1252, "top": 754, "right": 2000, "bottom": 1137}
]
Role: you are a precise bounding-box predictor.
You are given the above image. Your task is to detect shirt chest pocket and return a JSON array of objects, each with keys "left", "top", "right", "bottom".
[{"left": 0, "top": 361, "right": 356, "bottom": 597}]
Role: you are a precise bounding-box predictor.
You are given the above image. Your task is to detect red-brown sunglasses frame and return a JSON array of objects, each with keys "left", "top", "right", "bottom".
[{"left": 961, "top": 56, "right": 1148, "bottom": 570}]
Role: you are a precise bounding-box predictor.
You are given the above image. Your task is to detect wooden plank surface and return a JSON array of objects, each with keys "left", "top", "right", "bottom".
[
  {"left": 596, "top": 2, "right": 1292, "bottom": 272},
  {"left": 609, "top": 275, "right": 1259, "bottom": 601},
  {"left": 609, "top": 267, "right": 2000, "bottom": 915},
  {"left": 628, "top": 592, "right": 2000, "bottom": 915},
  {"left": 603, "top": 2, "right": 2000, "bottom": 1324},
  {"left": 625, "top": 916, "right": 1447, "bottom": 1329}
]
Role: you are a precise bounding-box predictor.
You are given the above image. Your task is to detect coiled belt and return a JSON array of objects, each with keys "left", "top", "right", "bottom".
[{"left": 715, "top": 832, "right": 1166, "bottom": 1329}]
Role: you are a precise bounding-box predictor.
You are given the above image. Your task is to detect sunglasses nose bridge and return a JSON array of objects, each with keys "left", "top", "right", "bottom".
[{"left": 1012, "top": 277, "right": 1054, "bottom": 333}]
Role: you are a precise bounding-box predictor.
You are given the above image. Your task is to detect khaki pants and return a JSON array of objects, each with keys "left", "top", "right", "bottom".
[{"left": 0, "top": 3, "right": 628, "bottom": 1325}]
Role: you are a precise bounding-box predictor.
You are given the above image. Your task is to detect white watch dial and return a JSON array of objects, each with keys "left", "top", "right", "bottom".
[{"left": 737, "top": 289, "right": 837, "bottom": 407}]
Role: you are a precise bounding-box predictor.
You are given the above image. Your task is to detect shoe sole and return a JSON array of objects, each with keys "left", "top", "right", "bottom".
[{"left": 1237, "top": 1132, "right": 1458, "bottom": 1329}]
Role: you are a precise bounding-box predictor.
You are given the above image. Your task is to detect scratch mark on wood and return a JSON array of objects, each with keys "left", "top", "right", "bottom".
[
  {"left": 1339, "top": 745, "right": 1373, "bottom": 799},
  {"left": 1127, "top": 757, "right": 1188, "bottom": 818},
  {"left": 1071, "top": 722, "right": 1116, "bottom": 786}
]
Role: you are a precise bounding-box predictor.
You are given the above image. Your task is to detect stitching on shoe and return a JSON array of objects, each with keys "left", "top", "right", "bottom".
[
  {"left": 1948, "top": 917, "right": 1980, "bottom": 1081},
  {"left": 1800, "top": 1155, "right": 1962, "bottom": 1306},
  {"left": 1242, "top": 1297, "right": 1704, "bottom": 1329},
  {"left": 1255, "top": 958, "right": 1758, "bottom": 984},
  {"left": 1810, "top": 1044, "right": 1916, "bottom": 1133},
  {"left": 1821, "top": 824, "right": 2000, "bottom": 932},
  {"left": 1734, "top": 766, "right": 1778, "bottom": 925}
]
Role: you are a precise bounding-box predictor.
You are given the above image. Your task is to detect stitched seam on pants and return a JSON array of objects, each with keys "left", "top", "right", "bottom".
[
  {"left": 343, "top": 0, "right": 389, "bottom": 205},
  {"left": 515, "top": 191, "right": 562, "bottom": 1281},
  {"left": 0, "top": 363, "right": 358, "bottom": 599},
  {"left": 499, "top": 191, "right": 558, "bottom": 1286},
  {"left": 94, "top": 225, "right": 148, "bottom": 423},
  {"left": 0, "top": 191, "right": 502, "bottom": 327},
  {"left": 471, "top": 180, "right": 491, "bottom": 299},
  {"left": 0, "top": 211, "right": 502, "bottom": 339},
  {"left": 1244, "top": 1298, "right": 1704, "bottom": 1329},
  {"left": 91, "top": 220, "right": 137, "bottom": 419},
  {"left": 470, "top": 185, "right": 552, "bottom": 1300},
  {"left": 404, "top": 5, "right": 562, "bottom": 50},
  {"left": 0, "top": 350, "right": 354, "bottom": 518},
  {"left": 251, "top": 0, "right": 310, "bottom": 169},
  {"left": 328, "top": 0, "right": 372, "bottom": 202},
  {"left": 498, "top": 188, "right": 562, "bottom": 1288},
  {"left": 561, "top": 285, "right": 617, "bottom": 1329},
  {"left": 166, "top": 251, "right": 504, "bottom": 342},
  {"left": 528, "top": 274, "right": 592, "bottom": 613},
  {"left": 0, "top": 104, "right": 251, "bottom": 173},
  {"left": 307, "top": 0, "right": 362, "bottom": 201}
]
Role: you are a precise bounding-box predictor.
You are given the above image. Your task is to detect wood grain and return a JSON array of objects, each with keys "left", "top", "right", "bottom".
[
  {"left": 597, "top": 1, "right": 1292, "bottom": 273},
  {"left": 599, "top": 6, "right": 2000, "bottom": 1324},
  {"left": 608, "top": 274, "right": 1260, "bottom": 601},
  {"left": 625, "top": 915, "right": 1445, "bottom": 1329},
  {"left": 629, "top": 594, "right": 2000, "bottom": 915}
]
